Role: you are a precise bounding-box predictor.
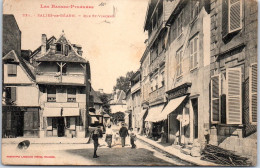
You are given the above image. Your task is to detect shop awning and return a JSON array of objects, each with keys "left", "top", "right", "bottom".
[
  {"left": 145, "top": 105, "right": 164, "bottom": 122},
  {"left": 43, "top": 108, "right": 61, "bottom": 117},
  {"left": 155, "top": 96, "right": 187, "bottom": 122},
  {"left": 62, "top": 108, "right": 80, "bottom": 116}
]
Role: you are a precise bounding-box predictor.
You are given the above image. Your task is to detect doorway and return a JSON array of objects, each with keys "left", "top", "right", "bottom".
[
  {"left": 53, "top": 117, "right": 65, "bottom": 137},
  {"left": 191, "top": 98, "right": 198, "bottom": 139},
  {"left": 14, "top": 112, "right": 24, "bottom": 137}
]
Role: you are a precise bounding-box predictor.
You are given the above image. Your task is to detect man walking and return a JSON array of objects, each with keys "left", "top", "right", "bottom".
[
  {"left": 119, "top": 123, "right": 129, "bottom": 147},
  {"left": 92, "top": 126, "right": 103, "bottom": 158}
]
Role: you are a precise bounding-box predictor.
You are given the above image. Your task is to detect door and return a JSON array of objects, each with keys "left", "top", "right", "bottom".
[
  {"left": 14, "top": 112, "right": 24, "bottom": 137},
  {"left": 191, "top": 98, "right": 198, "bottom": 139},
  {"left": 57, "top": 117, "right": 65, "bottom": 137}
]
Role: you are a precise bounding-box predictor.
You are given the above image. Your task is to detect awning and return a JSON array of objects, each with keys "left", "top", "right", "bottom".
[
  {"left": 62, "top": 108, "right": 80, "bottom": 116},
  {"left": 43, "top": 108, "right": 61, "bottom": 117},
  {"left": 145, "top": 105, "right": 164, "bottom": 122},
  {"left": 155, "top": 96, "right": 187, "bottom": 122}
]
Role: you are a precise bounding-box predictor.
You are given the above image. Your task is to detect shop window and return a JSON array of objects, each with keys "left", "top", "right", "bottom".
[
  {"left": 7, "top": 64, "right": 17, "bottom": 76},
  {"left": 222, "top": 0, "right": 242, "bottom": 38},
  {"left": 47, "top": 87, "right": 56, "bottom": 102},
  {"left": 67, "top": 88, "right": 76, "bottom": 102}
]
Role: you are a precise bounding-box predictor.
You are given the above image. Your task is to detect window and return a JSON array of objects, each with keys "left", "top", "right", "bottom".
[
  {"left": 67, "top": 88, "right": 76, "bottom": 102},
  {"left": 211, "top": 75, "right": 221, "bottom": 123},
  {"left": 161, "top": 71, "right": 165, "bottom": 87},
  {"left": 47, "top": 87, "right": 56, "bottom": 102},
  {"left": 177, "top": 12, "right": 183, "bottom": 37},
  {"left": 176, "top": 48, "right": 183, "bottom": 77},
  {"left": 5, "top": 87, "right": 16, "bottom": 103},
  {"left": 190, "top": 35, "right": 199, "bottom": 70},
  {"left": 211, "top": 68, "right": 242, "bottom": 124},
  {"left": 65, "top": 45, "right": 69, "bottom": 56},
  {"left": 222, "top": 0, "right": 242, "bottom": 38},
  {"left": 7, "top": 64, "right": 17, "bottom": 76},
  {"left": 89, "top": 95, "right": 94, "bottom": 107},
  {"left": 249, "top": 63, "right": 257, "bottom": 124},
  {"left": 56, "top": 43, "right": 62, "bottom": 52},
  {"left": 191, "top": 2, "right": 199, "bottom": 21}
]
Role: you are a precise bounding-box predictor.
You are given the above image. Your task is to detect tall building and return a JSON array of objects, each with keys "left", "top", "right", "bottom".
[
  {"left": 2, "top": 15, "right": 40, "bottom": 138},
  {"left": 33, "top": 32, "right": 91, "bottom": 138},
  {"left": 209, "top": 0, "right": 257, "bottom": 163}
]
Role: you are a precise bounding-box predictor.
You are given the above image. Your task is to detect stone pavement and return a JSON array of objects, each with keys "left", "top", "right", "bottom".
[
  {"left": 136, "top": 134, "right": 219, "bottom": 166},
  {"left": 2, "top": 137, "right": 88, "bottom": 144}
]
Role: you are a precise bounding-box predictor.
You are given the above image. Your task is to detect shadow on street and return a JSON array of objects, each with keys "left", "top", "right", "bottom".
[{"left": 65, "top": 146, "right": 174, "bottom": 166}]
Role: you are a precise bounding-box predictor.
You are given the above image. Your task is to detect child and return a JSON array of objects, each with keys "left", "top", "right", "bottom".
[{"left": 129, "top": 128, "right": 136, "bottom": 149}]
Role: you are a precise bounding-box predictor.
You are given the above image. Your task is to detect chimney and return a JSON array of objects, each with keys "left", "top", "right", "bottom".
[
  {"left": 78, "top": 50, "right": 83, "bottom": 56},
  {"left": 41, "top": 34, "right": 47, "bottom": 54},
  {"left": 50, "top": 43, "right": 56, "bottom": 54},
  {"left": 99, "top": 89, "right": 103, "bottom": 94}
]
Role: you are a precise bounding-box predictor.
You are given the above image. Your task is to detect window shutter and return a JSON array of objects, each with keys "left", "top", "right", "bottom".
[
  {"left": 190, "top": 41, "right": 194, "bottom": 69},
  {"left": 11, "top": 87, "right": 16, "bottom": 102},
  {"left": 7, "top": 64, "right": 17, "bottom": 75},
  {"left": 211, "top": 74, "right": 221, "bottom": 123},
  {"left": 226, "top": 67, "right": 242, "bottom": 124},
  {"left": 6, "top": 112, "right": 12, "bottom": 130},
  {"left": 250, "top": 63, "right": 257, "bottom": 124},
  {"left": 222, "top": 0, "right": 229, "bottom": 37},
  {"left": 229, "top": 0, "right": 242, "bottom": 33},
  {"left": 194, "top": 37, "right": 198, "bottom": 67}
]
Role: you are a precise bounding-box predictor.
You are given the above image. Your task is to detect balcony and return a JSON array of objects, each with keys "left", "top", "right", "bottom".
[
  {"left": 149, "top": 86, "right": 165, "bottom": 105},
  {"left": 36, "top": 73, "right": 85, "bottom": 85},
  {"left": 149, "top": 52, "right": 165, "bottom": 74},
  {"left": 148, "top": 15, "right": 164, "bottom": 45},
  {"left": 131, "top": 82, "right": 141, "bottom": 94}
]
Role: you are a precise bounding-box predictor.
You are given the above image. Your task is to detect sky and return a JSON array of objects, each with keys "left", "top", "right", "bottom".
[{"left": 3, "top": 0, "right": 149, "bottom": 93}]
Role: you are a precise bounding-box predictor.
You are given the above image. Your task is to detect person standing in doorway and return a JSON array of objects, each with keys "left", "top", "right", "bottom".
[
  {"left": 119, "top": 123, "right": 129, "bottom": 147},
  {"left": 92, "top": 126, "right": 103, "bottom": 158}
]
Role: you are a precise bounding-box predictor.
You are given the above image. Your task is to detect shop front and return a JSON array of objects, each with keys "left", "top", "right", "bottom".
[{"left": 42, "top": 107, "right": 84, "bottom": 138}]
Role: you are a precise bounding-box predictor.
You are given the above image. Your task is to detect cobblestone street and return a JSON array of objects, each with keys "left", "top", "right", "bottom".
[{"left": 2, "top": 138, "right": 193, "bottom": 166}]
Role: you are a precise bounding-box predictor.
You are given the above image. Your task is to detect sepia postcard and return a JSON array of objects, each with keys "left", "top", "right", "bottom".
[{"left": 1, "top": 0, "right": 258, "bottom": 166}]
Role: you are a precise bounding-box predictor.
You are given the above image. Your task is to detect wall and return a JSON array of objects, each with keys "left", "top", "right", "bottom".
[
  {"left": 3, "top": 15, "right": 21, "bottom": 57},
  {"left": 209, "top": 0, "right": 257, "bottom": 165},
  {"left": 16, "top": 86, "right": 39, "bottom": 106},
  {"left": 4, "top": 64, "right": 33, "bottom": 84}
]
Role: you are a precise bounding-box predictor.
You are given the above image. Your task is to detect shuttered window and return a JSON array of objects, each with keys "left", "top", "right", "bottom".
[
  {"left": 176, "top": 48, "right": 183, "bottom": 77},
  {"left": 211, "top": 74, "right": 221, "bottom": 123},
  {"left": 190, "top": 35, "right": 199, "bottom": 70},
  {"left": 7, "top": 64, "right": 17, "bottom": 76},
  {"left": 6, "top": 87, "right": 16, "bottom": 102},
  {"left": 67, "top": 88, "right": 76, "bottom": 102},
  {"left": 222, "top": 0, "right": 242, "bottom": 37},
  {"left": 226, "top": 68, "right": 242, "bottom": 124},
  {"left": 249, "top": 63, "right": 257, "bottom": 124},
  {"left": 47, "top": 87, "right": 56, "bottom": 102}
]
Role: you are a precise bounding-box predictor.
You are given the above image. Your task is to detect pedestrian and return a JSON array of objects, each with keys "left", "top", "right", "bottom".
[
  {"left": 105, "top": 124, "right": 113, "bottom": 148},
  {"left": 129, "top": 128, "right": 136, "bottom": 149},
  {"left": 92, "top": 126, "right": 103, "bottom": 158},
  {"left": 119, "top": 123, "right": 129, "bottom": 147}
]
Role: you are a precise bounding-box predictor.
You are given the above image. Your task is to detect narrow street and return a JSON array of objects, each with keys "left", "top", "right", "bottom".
[{"left": 2, "top": 137, "right": 193, "bottom": 166}]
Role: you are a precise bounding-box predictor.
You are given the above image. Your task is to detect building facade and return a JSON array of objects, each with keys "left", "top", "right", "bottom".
[
  {"left": 130, "top": 70, "right": 141, "bottom": 132},
  {"left": 209, "top": 0, "right": 257, "bottom": 163},
  {"left": 33, "top": 33, "right": 91, "bottom": 138},
  {"left": 2, "top": 15, "right": 40, "bottom": 138}
]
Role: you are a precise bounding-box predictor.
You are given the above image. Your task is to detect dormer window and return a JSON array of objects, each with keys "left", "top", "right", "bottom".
[{"left": 56, "top": 43, "right": 62, "bottom": 53}]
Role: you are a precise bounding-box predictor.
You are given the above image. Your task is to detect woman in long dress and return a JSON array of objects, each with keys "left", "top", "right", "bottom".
[{"left": 105, "top": 125, "right": 113, "bottom": 148}]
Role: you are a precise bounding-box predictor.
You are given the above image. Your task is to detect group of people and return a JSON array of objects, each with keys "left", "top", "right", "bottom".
[{"left": 90, "top": 123, "right": 137, "bottom": 158}]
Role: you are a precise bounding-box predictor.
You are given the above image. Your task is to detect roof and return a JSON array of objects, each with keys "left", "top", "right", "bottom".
[
  {"left": 110, "top": 90, "right": 126, "bottom": 105},
  {"left": 36, "top": 52, "right": 87, "bottom": 63},
  {"left": 90, "top": 87, "right": 103, "bottom": 104},
  {"left": 30, "top": 36, "right": 56, "bottom": 59},
  {"left": 36, "top": 33, "right": 87, "bottom": 63},
  {"left": 3, "top": 50, "right": 36, "bottom": 81},
  {"left": 143, "top": 0, "right": 158, "bottom": 31}
]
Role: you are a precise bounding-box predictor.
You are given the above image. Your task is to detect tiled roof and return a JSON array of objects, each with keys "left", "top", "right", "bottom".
[
  {"left": 36, "top": 52, "right": 87, "bottom": 63},
  {"left": 30, "top": 36, "right": 56, "bottom": 58},
  {"left": 90, "top": 87, "right": 103, "bottom": 104}
]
